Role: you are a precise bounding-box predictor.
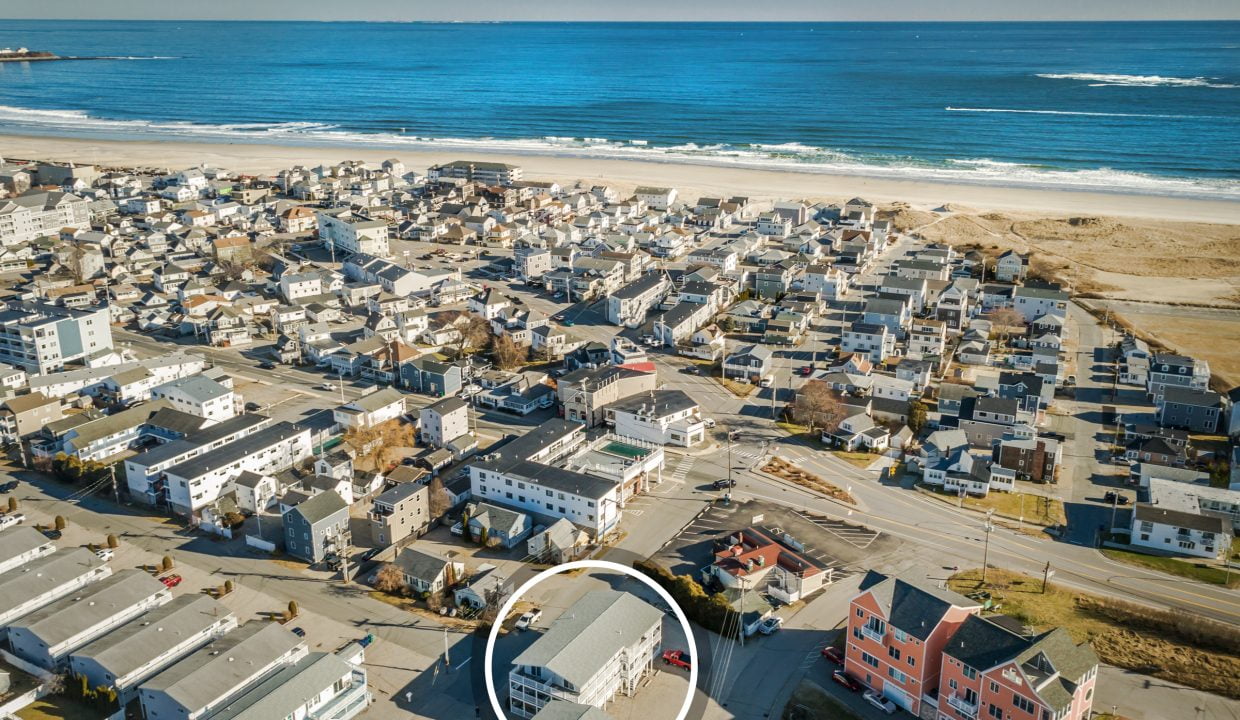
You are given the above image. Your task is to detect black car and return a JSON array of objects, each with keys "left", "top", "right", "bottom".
[
  {"left": 258, "top": 361, "right": 276, "bottom": 370},
  {"left": 41, "top": 529, "right": 61, "bottom": 540},
  {"left": 0, "top": 481, "right": 17, "bottom": 493},
  {"left": 713, "top": 478, "right": 737, "bottom": 490},
  {"left": 291, "top": 627, "right": 306, "bottom": 637},
  {"left": 1104, "top": 492, "right": 1130, "bottom": 505}
]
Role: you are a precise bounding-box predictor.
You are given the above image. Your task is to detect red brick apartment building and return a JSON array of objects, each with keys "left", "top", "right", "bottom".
[
  {"left": 845, "top": 572, "right": 1099, "bottom": 720},
  {"left": 846, "top": 572, "right": 981, "bottom": 716}
]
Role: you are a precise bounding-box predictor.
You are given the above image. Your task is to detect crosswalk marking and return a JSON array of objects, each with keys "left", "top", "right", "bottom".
[{"left": 668, "top": 457, "right": 695, "bottom": 484}]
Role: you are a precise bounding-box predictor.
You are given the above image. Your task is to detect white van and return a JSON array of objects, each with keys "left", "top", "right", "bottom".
[{"left": 759, "top": 375, "right": 774, "bottom": 388}]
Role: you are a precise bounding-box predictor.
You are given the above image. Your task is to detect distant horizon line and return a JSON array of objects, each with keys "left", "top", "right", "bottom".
[{"left": 3, "top": 17, "right": 1239, "bottom": 24}]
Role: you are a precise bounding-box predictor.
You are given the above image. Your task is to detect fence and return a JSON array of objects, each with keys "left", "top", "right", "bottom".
[{"left": 245, "top": 535, "right": 276, "bottom": 553}]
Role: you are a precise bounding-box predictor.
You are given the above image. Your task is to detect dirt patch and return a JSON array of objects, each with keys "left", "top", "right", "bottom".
[{"left": 762, "top": 456, "right": 856, "bottom": 504}]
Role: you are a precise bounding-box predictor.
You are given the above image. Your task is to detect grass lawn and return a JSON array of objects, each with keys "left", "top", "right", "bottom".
[
  {"left": 831, "top": 451, "right": 878, "bottom": 469},
  {"left": 1101, "top": 547, "right": 1240, "bottom": 588},
  {"left": 948, "top": 567, "right": 1240, "bottom": 699},
  {"left": 716, "top": 377, "right": 756, "bottom": 398},
  {"left": 17, "top": 697, "right": 110, "bottom": 720},
  {"left": 919, "top": 485, "right": 1066, "bottom": 526}
]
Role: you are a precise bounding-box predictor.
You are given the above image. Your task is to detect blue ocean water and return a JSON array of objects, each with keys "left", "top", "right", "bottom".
[{"left": 0, "top": 20, "right": 1237, "bottom": 198}]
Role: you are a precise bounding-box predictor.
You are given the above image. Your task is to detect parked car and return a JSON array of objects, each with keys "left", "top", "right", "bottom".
[
  {"left": 0, "top": 513, "right": 25, "bottom": 530},
  {"left": 318, "top": 383, "right": 337, "bottom": 391},
  {"left": 1104, "top": 491, "right": 1130, "bottom": 505},
  {"left": 515, "top": 608, "right": 543, "bottom": 630},
  {"left": 799, "top": 365, "right": 815, "bottom": 376},
  {"left": 160, "top": 574, "right": 183, "bottom": 588},
  {"left": 863, "top": 690, "right": 897, "bottom": 714},
  {"left": 94, "top": 548, "right": 114, "bottom": 562},
  {"left": 704, "top": 418, "right": 716, "bottom": 429},
  {"left": 41, "top": 528, "right": 61, "bottom": 540},
  {"left": 245, "top": 401, "right": 262, "bottom": 411},
  {"left": 821, "top": 646, "right": 845, "bottom": 665},
  {"left": 712, "top": 478, "right": 736, "bottom": 490},
  {"left": 359, "top": 633, "right": 376, "bottom": 648},
  {"left": 360, "top": 548, "right": 381, "bottom": 561},
  {"left": 831, "top": 669, "right": 862, "bottom": 692},
  {"left": 661, "top": 649, "right": 691, "bottom": 670},
  {"left": 258, "top": 361, "right": 276, "bottom": 370},
  {"left": 0, "top": 480, "right": 17, "bottom": 493},
  {"left": 759, "top": 375, "right": 774, "bottom": 388},
  {"left": 758, "top": 616, "right": 784, "bottom": 635},
  {"left": 290, "top": 627, "right": 306, "bottom": 637}
]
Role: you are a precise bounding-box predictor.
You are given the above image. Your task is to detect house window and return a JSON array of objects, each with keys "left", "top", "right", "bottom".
[
  {"left": 989, "top": 681, "right": 999, "bottom": 693},
  {"left": 1013, "top": 694, "right": 1034, "bottom": 713},
  {"left": 988, "top": 704, "right": 1002, "bottom": 719},
  {"left": 963, "top": 665, "right": 977, "bottom": 680},
  {"left": 861, "top": 651, "right": 879, "bottom": 669},
  {"left": 888, "top": 646, "right": 900, "bottom": 661}
]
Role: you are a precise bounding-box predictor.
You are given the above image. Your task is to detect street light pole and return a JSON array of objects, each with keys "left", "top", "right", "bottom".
[{"left": 981, "top": 509, "right": 995, "bottom": 585}]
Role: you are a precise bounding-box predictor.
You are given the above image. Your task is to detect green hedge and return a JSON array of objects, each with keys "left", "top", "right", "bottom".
[{"left": 633, "top": 559, "right": 739, "bottom": 638}]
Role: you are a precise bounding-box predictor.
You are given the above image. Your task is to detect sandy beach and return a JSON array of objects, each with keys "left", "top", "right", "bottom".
[{"left": 3, "top": 134, "right": 1239, "bottom": 224}]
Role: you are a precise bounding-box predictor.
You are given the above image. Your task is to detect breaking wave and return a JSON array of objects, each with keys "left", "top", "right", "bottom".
[
  {"left": 0, "top": 103, "right": 1236, "bottom": 201},
  {"left": 1036, "top": 73, "right": 1237, "bottom": 88}
]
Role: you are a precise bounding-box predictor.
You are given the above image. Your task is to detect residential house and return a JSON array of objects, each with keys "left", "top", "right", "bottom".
[
  {"left": 1156, "top": 387, "right": 1224, "bottom": 434},
  {"left": 368, "top": 482, "right": 430, "bottom": 548},
  {"left": 605, "top": 389, "right": 705, "bottom": 447},
  {"left": 704, "top": 527, "right": 830, "bottom": 605},
  {"left": 392, "top": 547, "right": 463, "bottom": 594},
  {"left": 282, "top": 490, "right": 350, "bottom": 564},
  {"left": 333, "top": 387, "right": 406, "bottom": 430},
  {"left": 722, "top": 344, "right": 773, "bottom": 382}
]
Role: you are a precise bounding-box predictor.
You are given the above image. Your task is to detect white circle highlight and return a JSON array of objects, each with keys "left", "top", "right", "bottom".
[{"left": 483, "top": 559, "right": 699, "bottom": 720}]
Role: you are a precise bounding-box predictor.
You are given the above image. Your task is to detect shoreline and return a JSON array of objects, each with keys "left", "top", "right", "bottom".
[{"left": 3, "top": 133, "right": 1239, "bottom": 223}]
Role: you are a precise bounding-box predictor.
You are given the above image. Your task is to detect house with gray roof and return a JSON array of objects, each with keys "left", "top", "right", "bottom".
[
  {"left": 464, "top": 501, "right": 532, "bottom": 549},
  {"left": 282, "top": 489, "right": 349, "bottom": 563},
  {"left": 200, "top": 650, "right": 370, "bottom": 720},
  {"left": 509, "top": 590, "right": 662, "bottom": 718},
  {"left": 0, "top": 525, "right": 56, "bottom": 575},
  {"left": 68, "top": 595, "right": 238, "bottom": 701},
  {"left": 6, "top": 569, "right": 170, "bottom": 670},
  {"left": 138, "top": 622, "right": 307, "bottom": 720},
  {"left": 0, "top": 548, "right": 111, "bottom": 627},
  {"left": 392, "top": 547, "right": 463, "bottom": 594},
  {"left": 368, "top": 481, "right": 429, "bottom": 547},
  {"left": 531, "top": 700, "right": 615, "bottom": 720},
  {"left": 940, "top": 615, "right": 1099, "bottom": 720}
]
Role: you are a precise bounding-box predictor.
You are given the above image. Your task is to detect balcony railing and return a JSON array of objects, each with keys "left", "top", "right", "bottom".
[
  {"left": 946, "top": 694, "right": 979, "bottom": 718},
  {"left": 860, "top": 624, "right": 885, "bottom": 643}
]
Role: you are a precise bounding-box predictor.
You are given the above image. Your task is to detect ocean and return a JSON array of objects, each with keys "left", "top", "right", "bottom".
[{"left": 0, "top": 20, "right": 1237, "bottom": 199}]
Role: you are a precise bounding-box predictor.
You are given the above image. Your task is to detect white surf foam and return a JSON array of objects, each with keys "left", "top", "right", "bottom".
[
  {"left": 945, "top": 106, "right": 1201, "bottom": 119},
  {"left": 0, "top": 103, "right": 1235, "bottom": 201},
  {"left": 1036, "top": 73, "right": 1236, "bottom": 88}
]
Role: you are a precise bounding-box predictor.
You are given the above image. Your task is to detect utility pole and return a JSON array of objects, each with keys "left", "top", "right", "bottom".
[
  {"left": 1018, "top": 493, "right": 1025, "bottom": 534},
  {"left": 1109, "top": 493, "right": 1119, "bottom": 536},
  {"left": 1041, "top": 561, "right": 1052, "bottom": 593},
  {"left": 443, "top": 626, "right": 451, "bottom": 666},
  {"left": 981, "top": 509, "right": 995, "bottom": 585},
  {"left": 109, "top": 464, "right": 119, "bottom": 504}
]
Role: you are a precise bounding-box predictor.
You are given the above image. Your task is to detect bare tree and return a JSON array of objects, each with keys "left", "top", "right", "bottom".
[
  {"left": 491, "top": 334, "right": 527, "bottom": 370},
  {"left": 989, "top": 307, "right": 1026, "bottom": 349},
  {"left": 373, "top": 563, "right": 405, "bottom": 594},
  {"left": 445, "top": 312, "right": 491, "bottom": 358},
  {"left": 428, "top": 474, "right": 452, "bottom": 518},
  {"left": 791, "top": 381, "right": 846, "bottom": 435}
]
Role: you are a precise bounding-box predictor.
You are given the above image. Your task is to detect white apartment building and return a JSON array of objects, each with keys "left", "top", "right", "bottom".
[
  {"left": 605, "top": 389, "right": 705, "bottom": 447},
  {"left": 317, "top": 209, "right": 390, "bottom": 257},
  {"left": 606, "top": 272, "right": 670, "bottom": 328},
  {"left": 470, "top": 459, "right": 622, "bottom": 539},
  {"left": 801, "top": 264, "right": 848, "bottom": 301},
  {"left": 419, "top": 396, "right": 470, "bottom": 448},
  {"left": 0, "top": 191, "right": 90, "bottom": 245},
  {"left": 151, "top": 374, "right": 240, "bottom": 425},
  {"left": 333, "top": 387, "right": 405, "bottom": 430},
  {"left": 907, "top": 318, "right": 947, "bottom": 358},
  {"left": 161, "top": 421, "right": 312, "bottom": 518},
  {"left": 509, "top": 590, "right": 662, "bottom": 718},
  {"left": 278, "top": 272, "right": 324, "bottom": 303},
  {"left": 0, "top": 302, "right": 114, "bottom": 374},
  {"left": 841, "top": 321, "right": 894, "bottom": 363},
  {"left": 0, "top": 548, "right": 111, "bottom": 627},
  {"left": 7, "top": 569, "right": 171, "bottom": 670},
  {"left": 138, "top": 622, "right": 309, "bottom": 720},
  {"left": 204, "top": 651, "right": 371, "bottom": 720},
  {"left": 69, "top": 596, "right": 239, "bottom": 702},
  {"left": 124, "top": 414, "right": 271, "bottom": 503},
  {"left": 0, "top": 525, "right": 56, "bottom": 575}
]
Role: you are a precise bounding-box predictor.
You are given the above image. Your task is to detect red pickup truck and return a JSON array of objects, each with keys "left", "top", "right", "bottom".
[
  {"left": 160, "top": 574, "right": 183, "bottom": 588},
  {"left": 661, "top": 649, "right": 691, "bottom": 670}
]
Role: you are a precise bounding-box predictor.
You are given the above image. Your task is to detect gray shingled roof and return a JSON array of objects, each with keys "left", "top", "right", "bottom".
[
  {"left": 70, "top": 595, "right": 233, "bottom": 681},
  {"left": 286, "top": 490, "right": 348, "bottom": 526},
  {"left": 7, "top": 569, "right": 166, "bottom": 650},
  {"left": 857, "top": 572, "right": 979, "bottom": 641},
  {"left": 204, "top": 652, "right": 352, "bottom": 720},
  {"left": 513, "top": 590, "right": 662, "bottom": 689}
]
